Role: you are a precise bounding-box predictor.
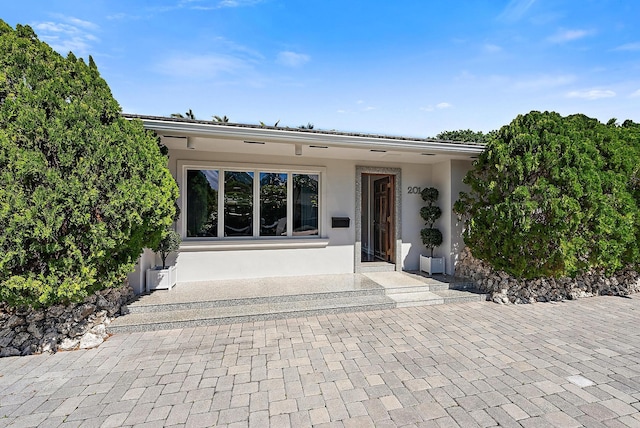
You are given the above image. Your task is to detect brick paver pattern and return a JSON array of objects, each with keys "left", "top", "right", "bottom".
[{"left": 1, "top": 295, "right": 640, "bottom": 427}]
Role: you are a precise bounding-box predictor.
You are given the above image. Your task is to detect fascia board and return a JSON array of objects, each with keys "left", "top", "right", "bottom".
[{"left": 140, "top": 118, "right": 485, "bottom": 155}]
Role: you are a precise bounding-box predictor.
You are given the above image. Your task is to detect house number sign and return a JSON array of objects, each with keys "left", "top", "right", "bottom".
[{"left": 407, "top": 186, "right": 422, "bottom": 194}]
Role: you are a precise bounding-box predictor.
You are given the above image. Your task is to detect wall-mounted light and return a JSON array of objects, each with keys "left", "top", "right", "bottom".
[
  {"left": 244, "top": 141, "right": 266, "bottom": 145},
  {"left": 295, "top": 144, "right": 302, "bottom": 156},
  {"left": 370, "top": 149, "right": 386, "bottom": 153},
  {"left": 186, "top": 137, "right": 195, "bottom": 150},
  {"left": 309, "top": 145, "right": 328, "bottom": 149},
  {"left": 421, "top": 153, "right": 436, "bottom": 156}
]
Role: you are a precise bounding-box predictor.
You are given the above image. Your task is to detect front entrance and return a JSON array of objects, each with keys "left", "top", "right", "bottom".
[
  {"left": 355, "top": 167, "right": 402, "bottom": 272},
  {"left": 371, "top": 175, "right": 395, "bottom": 262}
]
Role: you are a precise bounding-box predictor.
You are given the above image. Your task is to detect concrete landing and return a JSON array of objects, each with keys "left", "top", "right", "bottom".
[{"left": 109, "top": 272, "right": 486, "bottom": 333}]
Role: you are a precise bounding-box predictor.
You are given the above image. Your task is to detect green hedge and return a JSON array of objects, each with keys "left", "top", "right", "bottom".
[
  {"left": 0, "top": 21, "right": 178, "bottom": 308},
  {"left": 454, "top": 111, "right": 640, "bottom": 279}
]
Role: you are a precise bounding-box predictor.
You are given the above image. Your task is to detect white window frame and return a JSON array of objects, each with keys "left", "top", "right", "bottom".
[{"left": 177, "top": 160, "right": 328, "bottom": 250}]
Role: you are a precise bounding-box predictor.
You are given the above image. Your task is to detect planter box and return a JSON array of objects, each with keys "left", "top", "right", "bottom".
[
  {"left": 420, "top": 255, "right": 445, "bottom": 275},
  {"left": 146, "top": 265, "right": 177, "bottom": 292}
]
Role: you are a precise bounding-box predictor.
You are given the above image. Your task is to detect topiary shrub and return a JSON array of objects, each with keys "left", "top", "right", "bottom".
[
  {"left": 0, "top": 21, "right": 179, "bottom": 308},
  {"left": 420, "top": 187, "right": 443, "bottom": 257},
  {"left": 154, "top": 230, "right": 182, "bottom": 269},
  {"left": 454, "top": 111, "right": 640, "bottom": 279}
]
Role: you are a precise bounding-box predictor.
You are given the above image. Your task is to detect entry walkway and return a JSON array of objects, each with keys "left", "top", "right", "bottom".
[
  {"left": 109, "top": 272, "right": 485, "bottom": 333},
  {"left": 1, "top": 296, "right": 639, "bottom": 427}
]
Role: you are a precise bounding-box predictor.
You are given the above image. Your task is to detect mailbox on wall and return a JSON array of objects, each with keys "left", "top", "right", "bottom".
[{"left": 331, "top": 217, "right": 351, "bottom": 228}]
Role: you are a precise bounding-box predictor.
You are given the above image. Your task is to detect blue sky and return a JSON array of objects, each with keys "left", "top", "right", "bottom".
[{"left": 3, "top": 0, "right": 639, "bottom": 137}]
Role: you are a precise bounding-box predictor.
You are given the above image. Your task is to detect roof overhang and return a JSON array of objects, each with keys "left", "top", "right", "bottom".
[{"left": 125, "top": 114, "right": 486, "bottom": 158}]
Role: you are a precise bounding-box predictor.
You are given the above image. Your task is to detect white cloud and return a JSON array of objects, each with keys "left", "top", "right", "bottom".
[
  {"left": 107, "top": 13, "right": 143, "bottom": 21},
  {"left": 497, "top": 0, "right": 536, "bottom": 22},
  {"left": 547, "top": 29, "right": 591, "bottom": 43},
  {"left": 217, "top": 0, "right": 262, "bottom": 7},
  {"left": 31, "top": 19, "right": 99, "bottom": 57},
  {"left": 157, "top": 53, "right": 253, "bottom": 78},
  {"left": 614, "top": 42, "right": 640, "bottom": 51},
  {"left": 214, "top": 36, "right": 265, "bottom": 61},
  {"left": 61, "top": 16, "right": 99, "bottom": 30},
  {"left": 483, "top": 44, "right": 502, "bottom": 53},
  {"left": 421, "top": 103, "right": 452, "bottom": 112},
  {"left": 177, "top": 0, "right": 264, "bottom": 10},
  {"left": 566, "top": 89, "right": 616, "bottom": 100},
  {"left": 277, "top": 51, "right": 310, "bottom": 67},
  {"left": 630, "top": 89, "right": 640, "bottom": 98}
]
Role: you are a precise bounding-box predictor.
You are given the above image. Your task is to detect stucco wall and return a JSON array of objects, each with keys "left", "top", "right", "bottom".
[
  {"left": 399, "top": 163, "right": 433, "bottom": 271},
  {"left": 428, "top": 160, "right": 473, "bottom": 275},
  {"left": 144, "top": 148, "right": 469, "bottom": 284},
  {"left": 431, "top": 161, "right": 452, "bottom": 274}
]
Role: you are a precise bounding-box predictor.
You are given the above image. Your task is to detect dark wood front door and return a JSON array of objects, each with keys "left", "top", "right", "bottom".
[{"left": 373, "top": 176, "right": 395, "bottom": 262}]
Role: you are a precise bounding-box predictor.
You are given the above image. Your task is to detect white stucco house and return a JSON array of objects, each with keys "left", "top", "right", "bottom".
[{"left": 126, "top": 114, "right": 485, "bottom": 294}]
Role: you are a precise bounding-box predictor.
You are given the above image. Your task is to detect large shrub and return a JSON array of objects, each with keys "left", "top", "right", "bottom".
[
  {"left": 0, "top": 21, "right": 178, "bottom": 307},
  {"left": 454, "top": 111, "right": 640, "bottom": 279}
]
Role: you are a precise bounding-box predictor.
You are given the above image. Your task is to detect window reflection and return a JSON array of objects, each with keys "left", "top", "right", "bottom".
[
  {"left": 260, "top": 173, "right": 288, "bottom": 236},
  {"left": 186, "top": 168, "right": 320, "bottom": 239},
  {"left": 293, "top": 174, "right": 319, "bottom": 236},
  {"left": 186, "top": 170, "right": 218, "bottom": 237},
  {"left": 224, "top": 171, "right": 254, "bottom": 236}
]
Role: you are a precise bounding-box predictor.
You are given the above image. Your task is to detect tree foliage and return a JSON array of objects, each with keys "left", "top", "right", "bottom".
[
  {"left": 0, "top": 21, "right": 178, "bottom": 307},
  {"left": 436, "top": 129, "right": 496, "bottom": 144},
  {"left": 454, "top": 111, "right": 640, "bottom": 279}
]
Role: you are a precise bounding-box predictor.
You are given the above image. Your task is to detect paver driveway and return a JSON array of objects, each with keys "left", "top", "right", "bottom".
[{"left": 1, "top": 295, "right": 640, "bottom": 427}]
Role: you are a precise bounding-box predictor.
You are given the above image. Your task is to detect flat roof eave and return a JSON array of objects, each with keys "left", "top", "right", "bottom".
[{"left": 125, "top": 114, "right": 486, "bottom": 155}]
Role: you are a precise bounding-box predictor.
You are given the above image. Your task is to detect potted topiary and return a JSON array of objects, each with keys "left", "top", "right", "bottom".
[
  {"left": 419, "top": 187, "right": 444, "bottom": 275},
  {"left": 146, "top": 229, "right": 181, "bottom": 292}
]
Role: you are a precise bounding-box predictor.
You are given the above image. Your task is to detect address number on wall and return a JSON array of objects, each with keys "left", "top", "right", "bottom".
[{"left": 407, "top": 186, "right": 422, "bottom": 194}]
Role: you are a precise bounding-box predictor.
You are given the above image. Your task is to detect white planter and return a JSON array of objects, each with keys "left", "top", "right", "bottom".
[
  {"left": 146, "top": 265, "right": 177, "bottom": 292},
  {"left": 420, "top": 255, "right": 445, "bottom": 275}
]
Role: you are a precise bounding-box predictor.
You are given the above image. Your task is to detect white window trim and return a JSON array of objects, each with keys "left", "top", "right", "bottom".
[{"left": 177, "top": 160, "right": 328, "bottom": 250}]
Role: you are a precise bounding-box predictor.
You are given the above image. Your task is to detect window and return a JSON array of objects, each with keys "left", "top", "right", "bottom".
[
  {"left": 260, "top": 172, "right": 287, "bottom": 236},
  {"left": 224, "top": 171, "right": 253, "bottom": 236},
  {"left": 293, "top": 174, "right": 319, "bottom": 236},
  {"left": 185, "top": 166, "right": 320, "bottom": 239},
  {"left": 186, "top": 170, "right": 218, "bottom": 237}
]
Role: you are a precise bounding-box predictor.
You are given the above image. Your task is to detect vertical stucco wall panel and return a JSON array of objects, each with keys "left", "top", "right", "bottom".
[
  {"left": 324, "top": 160, "right": 356, "bottom": 246},
  {"left": 431, "top": 161, "right": 453, "bottom": 274},
  {"left": 127, "top": 248, "right": 155, "bottom": 294},
  {"left": 400, "top": 164, "right": 433, "bottom": 271}
]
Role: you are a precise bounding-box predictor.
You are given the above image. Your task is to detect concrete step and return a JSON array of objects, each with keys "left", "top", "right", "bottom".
[
  {"left": 108, "top": 294, "right": 396, "bottom": 333},
  {"left": 359, "top": 263, "right": 397, "bottom": 273},
  {"left": 431, "top": 289, "right": 488, "bottom": 304},
  {"left": 387, "top": 291, "right": 444, "bottom": 307},
  {"left": 381, "top": 283, "right": 448, "bottom": 293},
  {"left": 124, "top": 287, "right": 386, "bottom": 314}
]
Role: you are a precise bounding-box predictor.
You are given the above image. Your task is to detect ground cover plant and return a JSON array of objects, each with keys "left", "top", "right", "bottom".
[
  {"left": 0, "top": 21, "right": 178, "bottom": 308},
  {"left": 455, "top": 111, "right": 640, "bottom": 279}
]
